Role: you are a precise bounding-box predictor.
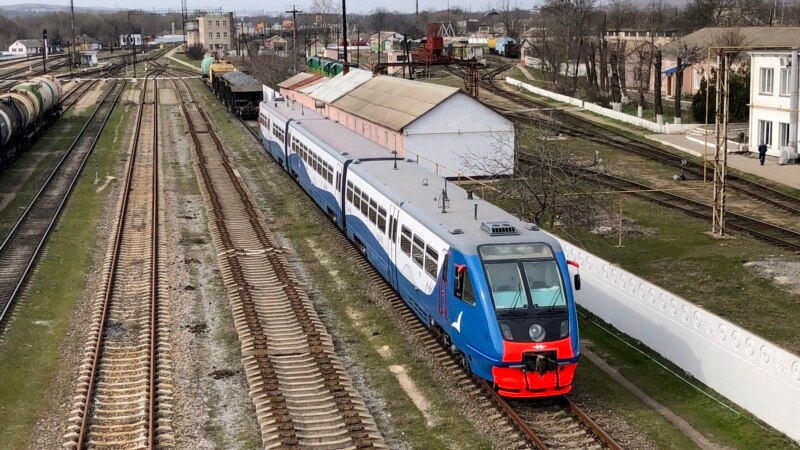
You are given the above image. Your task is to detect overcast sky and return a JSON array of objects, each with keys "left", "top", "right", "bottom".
[{"left": 0, "top": 0, "right": 503, "bottom": 15}]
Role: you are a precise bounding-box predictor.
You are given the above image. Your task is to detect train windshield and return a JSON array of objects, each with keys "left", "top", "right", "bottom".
[{"left": 480, "top": 244, "right": 566, "bottom": 314}]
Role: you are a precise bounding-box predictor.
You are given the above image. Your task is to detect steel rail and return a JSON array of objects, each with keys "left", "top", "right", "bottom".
[
  {"left": 0, "top": 79, "right": 126, "bottom": 327},
  {"left": 74, "top": 70, "right": 162, "bottom": 449},
  {"left": 147, "top": 77, "right": 160, "bottom": 449},
  {"left": 231, "top": 80, "right": 622, "bottom": 450}
]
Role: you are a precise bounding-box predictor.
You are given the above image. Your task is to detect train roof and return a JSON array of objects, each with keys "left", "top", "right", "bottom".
[
  {"left": 350, "top": 159, "right": 560, "bottom": 251},
  {"left": 262, "top": 99, "right": 391, "bottom": 162},
  {"left": 260, "top": 99, "right": 560, "bottom": 253}
]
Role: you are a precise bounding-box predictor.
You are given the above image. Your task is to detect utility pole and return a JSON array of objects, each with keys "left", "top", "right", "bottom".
[
  {"left": 128, "top": 12, "right": 137, "bottom": 78},
  {"left": 181, "top": 0, "right": 188, "bottom": 44},
  {"left": 42, "top": 29, "right": 47, "bottom": 74},
  {"left": 69, "top": 0, "right": 76, "bottom": 73},
  {"left": 341, "top": 0, "right": 348, "bottom": 74},
  {"left": 356, "top": 28, "right": 361, "bottom": 67},
  {"left": 711, "top": 50, "right": 730, "bottom": 236},
  {"left": 286, "top": 5, "right": 300, "bottom": 74}
]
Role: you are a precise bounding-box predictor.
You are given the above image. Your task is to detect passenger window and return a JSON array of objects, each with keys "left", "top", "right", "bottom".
[
  {"left": 360, "top": 193, "right": 369, "bottom": 215},
  {"left": 412, "top": 236, "right": 424, "bottom": 267},
  {"left": 353, "top": 186, "right": 361, "bottom": 209},
  {"left": 400, "top": 226, "right": 411, "bottom": 255},
  {"left": 377, "top": 207, "right": 386, "bottom": 233},
  {"left": 455, "top": 265, "right": 475, "bottom": 305},
  {"left": 368, "top": 199, "right": 377, "bottom": 224},
  {"left": 424, "top": 246, "right": 438, "bottom": 278}
]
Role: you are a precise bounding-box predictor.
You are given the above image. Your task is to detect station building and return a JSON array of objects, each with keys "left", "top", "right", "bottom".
[
  {"left": 748, "top": 50, "right": 799, "bottom": 161},
  {"left": 276, "top": 70, "right": 515, "bottom": 178}
]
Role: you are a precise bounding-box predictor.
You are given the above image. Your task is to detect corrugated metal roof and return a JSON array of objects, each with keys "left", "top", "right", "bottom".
[
  {"left": 304, "top": 68, "right": 373, "bottom": 103},
  {"left": 331, "top": 76, "right": 459, "bottom": 131},
  {"left": 664, "top": 27, "right": 800, "bottom": 53},
  {"left": 278, "top": 72, "right": 316, "bottom": 88}
]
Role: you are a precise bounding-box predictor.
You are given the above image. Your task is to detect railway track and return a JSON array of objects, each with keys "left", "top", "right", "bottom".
[
  {"left": 63, "top": 69, "right": 172, "bottom": 448},
  {"left": 0, "top": 79, "right": 126, "bottom": 329},
  {"left": 445, "top": 64, "right": 800, "bottom": 250},
  {"left": 475, "top": 67, "right": 800, "bottom": 217},
  {"left": 228, "top": 87, "right": 623, "bottom": 450},
  {"left": 172, "top": 78, "right": 386, "bottom": 449}
]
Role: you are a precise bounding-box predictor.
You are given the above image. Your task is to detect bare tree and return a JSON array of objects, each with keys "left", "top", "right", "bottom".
[
  {"left": 460, "top": 120, "right": 613, "bottom": 230},
  {"left": 653, "top": 49, "right": 663, "bottom": 119}
]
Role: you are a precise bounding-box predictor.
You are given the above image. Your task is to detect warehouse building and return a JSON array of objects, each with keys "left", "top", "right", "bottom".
[{"left": 278, "top": 72, "right": 514, "bottom": 178}]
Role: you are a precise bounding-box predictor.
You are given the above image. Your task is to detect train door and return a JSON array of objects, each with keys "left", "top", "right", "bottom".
[{"left": 387, "top": 206, "right": 400, "bottom": 288}]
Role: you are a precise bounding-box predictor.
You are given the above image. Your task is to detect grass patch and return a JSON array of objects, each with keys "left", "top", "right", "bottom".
[
  {"left": 0, "top": 116, "right": 87, "bottom": 238},
  {"left": 170, "top": 53, "right": 202, "bottom": 69},
  {"left": 578, "top": 310, "right": 797, "bottom": 449},
  {"left": 562, "top": 195, "right": 800, "bottom": 355},
  {"left": 194, "top": 79, "right": 493, "bottom": 448},
  {"left": 0, "top": 95, "right": 131, "bottom": 447}
]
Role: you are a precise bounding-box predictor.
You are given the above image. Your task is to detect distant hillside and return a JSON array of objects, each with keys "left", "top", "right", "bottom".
[{"left": 0, "top": 3, "right": 121, "bottom": 16}]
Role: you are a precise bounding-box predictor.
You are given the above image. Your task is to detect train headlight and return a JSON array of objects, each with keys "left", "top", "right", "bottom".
[
  {"left": 500, "top": 323, "right": 513, "bottom": 341},
  {"left": 528, "top": 324, "right": 545, "bottom": 342},
  {"left": 560, "top": 320, "right": 569, "bottom": 338}
]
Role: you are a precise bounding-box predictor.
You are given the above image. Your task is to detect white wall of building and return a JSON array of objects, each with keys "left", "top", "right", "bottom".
[
  {"left": 556, "top": 238, "right": 800, "bottom": 443},
  {"left": 403, "top": 94, "right": 515, "bottom": 178},
  {"left": 749, "top": 52, "right": 799, "bottom": 157}
]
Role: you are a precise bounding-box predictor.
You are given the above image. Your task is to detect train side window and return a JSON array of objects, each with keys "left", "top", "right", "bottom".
[
  {"left": 360, "top": 193, "right": 369, "bottom": 215},
  {"left": 412, "top": 235, "right": 424, "bottom": 267},
  {"left": 400, "top": 226, "right": 411, "bottom": 255},
  {"left": 368, "top": 199, "right": 377, "bottom": 224},
  {"left": 347, "top": 181, "right": 354, "bottom": 203},
  {"left": 454, "top": 265, "right": 475, "bottom": 305},
  {"left": 377, "top": 207, "right": 386, "bottom": 233},
  {"left": 424, "top": 246, "right": 438, "bottom": 278},
  {"left": 392, "top": 218, "right": 398, "bottom": 241}
]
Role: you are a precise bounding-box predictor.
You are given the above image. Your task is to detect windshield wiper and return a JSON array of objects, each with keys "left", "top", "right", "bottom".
[{"left": 543, "top": 289, "right": 565, "bottom": 312}]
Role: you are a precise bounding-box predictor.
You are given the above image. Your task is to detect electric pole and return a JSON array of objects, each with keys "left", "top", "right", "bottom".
[
  {"left": 42, "top": 29, "right": 47, "bottom": 74},
  {"left": 341, "top": 0, "right": 348, "bottom": 73},
  {"left": 286, "top": 5, "right": 301, "bottom": 74},
  {"left": 70, "top": 0, "right": 76, "bottom": 72}
]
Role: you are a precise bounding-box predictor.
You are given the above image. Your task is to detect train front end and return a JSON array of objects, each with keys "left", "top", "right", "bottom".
[{"left": 477, "top": 242, "right": 580, "bottom": 398}]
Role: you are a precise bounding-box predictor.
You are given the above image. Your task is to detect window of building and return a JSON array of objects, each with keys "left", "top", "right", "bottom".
[
  {"left": 780, "top": 67, "right": 790, "bottom": 96},
  {"left": 217, "top": 32, "right": 221, "bottom": 39},
  {"left": 223, "top": 21, "right": 227, "bottom": 26},
  {"left": 223, "top": 32, "right": 228, "bottom": 38},
  {"left": 209, "top": 32, "right": 213, "bottom": 38},
  {"left": 760, "top": 67, "right": 774, "bottom": 94},
  {"left": 779, "top": 122, "right": 790, "bottom": 147},
  {"left": 758, "top": 120, "right": 773, "bottom": 147},
  {"left": 216, "top": 20, "right": 220, "bottom": 26}
]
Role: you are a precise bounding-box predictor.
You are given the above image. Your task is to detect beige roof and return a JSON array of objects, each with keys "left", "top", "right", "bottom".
[
  {"left": 278, "top": 72, "right": 316, "bottom": 89},
  {"left": 664, "top": 27, "right": 800, "bottom": 53},
  {"left": 306, "top": 68, "right": 373, "bottom": 103},
  {"left": 331, "top": 76, "right": 459, "bottom": 131}
]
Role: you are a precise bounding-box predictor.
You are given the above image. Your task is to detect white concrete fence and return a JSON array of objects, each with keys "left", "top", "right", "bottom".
[
  {"left": 506, "top": 77, "right": 697, "bottom": 135},
  {"left": 557, "top": 239, "right": 800, "bottom": 443}
]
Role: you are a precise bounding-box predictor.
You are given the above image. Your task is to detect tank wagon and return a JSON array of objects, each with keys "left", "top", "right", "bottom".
[
  {"left": 218, "top": 71, "right": 262, "bottom": 119},
  {"left": 0, "top": 75, "right": 63, "bottom": 168},
  {"left": 307, "top": 56, "right": 356, "bottom": 77},
  {"left": 258, "top": 98, "right": 582, "bottom": 398}
]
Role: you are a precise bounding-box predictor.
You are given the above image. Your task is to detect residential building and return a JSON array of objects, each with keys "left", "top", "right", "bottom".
[
  {"left": 657, "top": 27, "right": 800, "bottom": 97},
  {"left": 8, "top": 39, "right": 45, "bottom": 56},
  {"left": 75, "top": 35, "right": 102, "bottom": 51},
  {"left": 605, "top": 29, "right": 676, "bottom": 47},
  {"left": 186, "top": 13, "right": 235, "bottom": 53},
  {"left": 748, "top": 51, "right": 799, "bottom": 159}
]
